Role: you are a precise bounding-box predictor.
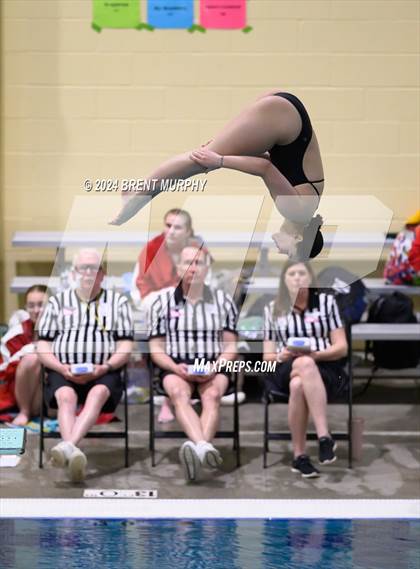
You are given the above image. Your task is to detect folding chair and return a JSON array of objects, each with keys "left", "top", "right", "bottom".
[
  {"left": 39, "top": 365, "right": 129, "bottom": 468},
  {"left": 148, "top": 359, "right": 241, "bottom": 468},
  {"left": 263, "top": 373, "right": 353, "bottom": 469}
]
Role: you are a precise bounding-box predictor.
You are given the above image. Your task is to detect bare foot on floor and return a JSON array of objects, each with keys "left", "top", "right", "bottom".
[
  {"left": 12, "top": 412, "right": 30, "bottom": 426},
  {"left": 158, "top": 401, "right": 175, "bottom": 424}
]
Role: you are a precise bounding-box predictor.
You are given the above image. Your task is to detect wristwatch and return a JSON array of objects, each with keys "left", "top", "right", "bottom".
[{"left": 104, "top": 362, "right": 114, "bottom": 373}]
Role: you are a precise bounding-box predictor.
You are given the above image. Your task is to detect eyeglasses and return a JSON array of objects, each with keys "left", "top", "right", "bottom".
[{"left": 74, "top": 264, "right": 103, "bottom": 274}]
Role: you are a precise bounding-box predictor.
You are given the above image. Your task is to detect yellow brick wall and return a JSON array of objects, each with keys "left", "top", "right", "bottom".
[{"left": 1, "top": 0, "right": 419, "bottom": 317}]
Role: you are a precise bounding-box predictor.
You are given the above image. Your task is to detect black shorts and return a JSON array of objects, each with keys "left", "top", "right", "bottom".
[
  {"left": 265, "top": 360, "right": 348, "bottom": 402},
  {"left": 45, "top": 369, "right": 123, "bottom": 413},
  {"left": 158, "top": 358, "right": 231, "bottom": 396}
]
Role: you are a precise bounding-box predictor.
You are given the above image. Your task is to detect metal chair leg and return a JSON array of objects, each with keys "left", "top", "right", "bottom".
[
  {"left": 123, "top": 368, "right": 129, "bottom": 468},
  {"left": 39, "top": 367, "right": 45, "bottom": 468},
  {"left": 233, "top": 372, "right": 240, "bottom": 467},
  {"left": 148, "top": 359, "right": 156, "bottom": 466},
  {"left": 263, "top": 396, "right": 269, "bottom": 468},
  {"left": 348, "top": 331, "right": 354, "bottom": 469}
]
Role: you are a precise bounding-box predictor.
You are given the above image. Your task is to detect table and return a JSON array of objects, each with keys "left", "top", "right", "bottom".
[
  {"left": 244, "top": 277, "right": 420, "bottom": 296},
  {"left": 12, "top": 230, "right": 395, "bottom": 275},
  {"left": 349, "top": 323, "right": 420, "bottom": 390}
]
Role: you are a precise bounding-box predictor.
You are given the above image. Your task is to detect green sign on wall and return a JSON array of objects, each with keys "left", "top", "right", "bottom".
[{"left": 92, "top": 0, "right": 149, "bottom": 32}]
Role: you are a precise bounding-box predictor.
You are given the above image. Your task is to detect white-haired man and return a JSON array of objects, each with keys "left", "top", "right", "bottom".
[{"left": 37, "top": 249, "right": 133, "bottom": 482}]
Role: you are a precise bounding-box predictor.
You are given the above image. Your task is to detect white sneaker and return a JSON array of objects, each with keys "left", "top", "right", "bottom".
[
  {"left": 179, "top": 441, "right": 201, "bottom": 482},
  {"left": 153, "top": 395, "right": 165, "bottom": 406},
  {"left": 196, "top": 441, "right": 223, "bottom": 469},
  {"left": 221, "top": 392, "right": 246, "bottom": 406},
  {"left": 68, "top": 447, "right": 87, "bottom": 483},
  {"left": 50, "top": 441, "right": 75, "bottom": 468}
]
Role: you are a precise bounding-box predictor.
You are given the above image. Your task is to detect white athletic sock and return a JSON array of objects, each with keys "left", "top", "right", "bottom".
[
  {"left": 61, "top": 441, "right": 77, "bottom": 459},
  {"left": 195, "top": 441, "right": 209, "bottom": 460}
]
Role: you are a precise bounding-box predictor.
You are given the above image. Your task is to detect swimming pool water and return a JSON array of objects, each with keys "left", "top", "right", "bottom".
[{"left": 0, "top": 519, "right": 418, "bottom": 569}]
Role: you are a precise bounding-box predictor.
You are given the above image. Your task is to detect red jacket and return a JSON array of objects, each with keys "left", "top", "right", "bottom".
[
  {"left": 0, "top": 318, "right": 34, "bottom": 410},
  {"left": 383, "top": 229, "right": 416, "bottom": 284},
  {"left": 408, "top": 226, "right": 420, "bottom": 272},
  {"left": 136, "top": 233, "right": 178, "bottom": 298}
]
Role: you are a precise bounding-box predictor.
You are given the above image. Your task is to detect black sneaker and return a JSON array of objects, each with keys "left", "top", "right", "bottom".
[
  {"left": 291, "top": 454, "right": 320, "bottom": 478},
  {"left": 319, "top": 436, "right": 337, "bottom": 464}
]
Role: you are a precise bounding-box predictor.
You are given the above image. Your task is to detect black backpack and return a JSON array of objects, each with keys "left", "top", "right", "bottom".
[
  {"left": 367, "top": 292, "right": 420, "bottom": 369},
  {"left": 317, "top": 267, "right": 367, "bottom": 325}
]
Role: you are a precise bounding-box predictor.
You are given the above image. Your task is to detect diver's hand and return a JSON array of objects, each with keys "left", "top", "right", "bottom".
[{"left": 190, "top": 149, "right": 223, "bottom": 171}]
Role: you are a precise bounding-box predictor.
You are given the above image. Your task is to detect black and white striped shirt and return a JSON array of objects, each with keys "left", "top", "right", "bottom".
[
  {"left": 264, "top": 291, "right": 343, "bottom": 352},
  {"left": 37, "top": 289, "right": 133, "bottom": 364},
  {"left": 149, "top": 283, "right": 238, "bottom": 361}
]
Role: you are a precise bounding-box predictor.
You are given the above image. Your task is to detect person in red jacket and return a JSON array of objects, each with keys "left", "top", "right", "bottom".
[
  {"left": 137, "top": 208, "right": 194, "bottom": 423},
  {"left": 0, "top": 285, "right": 48, "bottom": 425},
  {"left": 136, "top": 208, "right": 194, "bottom": 298},
  {"left": 408, "top": 225, "right": 420, "bottom": 277},
  {"left": 384, "top": 210, "right": 420, "bottom": 285}
]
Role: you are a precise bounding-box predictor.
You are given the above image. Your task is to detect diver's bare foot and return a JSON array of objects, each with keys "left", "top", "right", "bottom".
[
  {"left": 109, "top": 194, "right": 152, "bottom": 225},
  {"left": 122, "top": 191, "right": 133, "bottom": 205}
]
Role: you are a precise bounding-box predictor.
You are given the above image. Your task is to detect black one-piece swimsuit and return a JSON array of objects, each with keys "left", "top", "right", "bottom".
[{"left": 269, "top": 92, "right": 324, "bottom": 196}]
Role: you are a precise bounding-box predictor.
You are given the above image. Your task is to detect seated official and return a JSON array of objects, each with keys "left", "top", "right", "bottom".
[
  {"left": 37, "top": 249, "right": 133, "bottom": 482},
  {"left": 136, "top": 208, "right": 195, "bottom": 424},
  {"left": 263, "top": 260, "right": 348, "bottom": 479},
  {"left": 148, "top": 239, "right": 238, "bottom": 482}
]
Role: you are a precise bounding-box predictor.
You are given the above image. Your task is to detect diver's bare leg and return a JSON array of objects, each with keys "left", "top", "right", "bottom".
[{"left": 111, "top": 96, "right": 304, "bottom": 224}]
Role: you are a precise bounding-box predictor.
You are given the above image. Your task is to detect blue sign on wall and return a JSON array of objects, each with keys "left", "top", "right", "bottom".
[{"left": 147, "top": 0, "right": 194, "bottom": 29}]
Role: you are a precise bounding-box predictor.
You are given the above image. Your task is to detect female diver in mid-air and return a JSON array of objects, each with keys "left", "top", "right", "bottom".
[{"left": 110, "top": 90, "right": 325, "bottom": 259}]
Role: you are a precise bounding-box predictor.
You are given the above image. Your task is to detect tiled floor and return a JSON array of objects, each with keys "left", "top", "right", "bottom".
[{"left": 1, "top": 380, "right": 419, "bottom": 500}]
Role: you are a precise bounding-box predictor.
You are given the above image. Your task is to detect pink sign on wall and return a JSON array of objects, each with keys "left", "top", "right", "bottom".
[{"left": 200, "top": 0, "right": 247, "bottom": 30}]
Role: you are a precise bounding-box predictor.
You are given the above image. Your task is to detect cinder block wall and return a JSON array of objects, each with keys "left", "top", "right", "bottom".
[{"left": 1, "top": 0, "right": 419, "bottom": 317}]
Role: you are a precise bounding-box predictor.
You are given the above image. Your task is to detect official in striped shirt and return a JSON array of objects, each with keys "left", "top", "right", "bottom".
[
  {"left": 37, "top": 249, "right": 133, "bottom": 482},
  {"left": 263, "top": 260, "right": 348, "bottom": 478},
  {"left": 149, "top": 239, "right": 238, "bottom": 482}
]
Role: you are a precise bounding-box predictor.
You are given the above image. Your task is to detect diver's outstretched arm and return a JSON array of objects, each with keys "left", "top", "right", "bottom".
[{"left": 190, "top": 149, "right": 318, "bottom": 224}]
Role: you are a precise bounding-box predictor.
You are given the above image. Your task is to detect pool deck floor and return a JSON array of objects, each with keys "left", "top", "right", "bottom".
[{"left": 1, "top": 380, "right": 419, "bottom": 501}]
